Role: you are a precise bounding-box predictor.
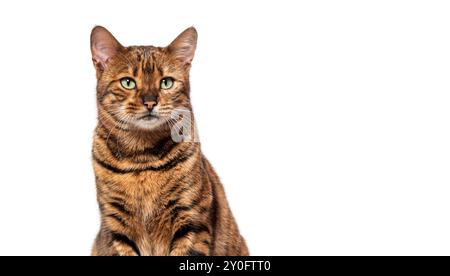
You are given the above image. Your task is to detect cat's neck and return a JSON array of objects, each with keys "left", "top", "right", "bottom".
[{"left": 96, "top": 113, "right": 177, "bottom": 158}]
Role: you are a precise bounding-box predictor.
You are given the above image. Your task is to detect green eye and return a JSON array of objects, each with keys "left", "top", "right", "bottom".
[
  {"left": 120, "top": 78, "right": 136, "bottom": 90},
  {"left": 160, "top": 77, "right": 174, "bottom": 90}
]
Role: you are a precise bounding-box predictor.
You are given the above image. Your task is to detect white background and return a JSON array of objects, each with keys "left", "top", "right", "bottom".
[{"left": 0, "top": 0, "right": 449, "bottom": 256}]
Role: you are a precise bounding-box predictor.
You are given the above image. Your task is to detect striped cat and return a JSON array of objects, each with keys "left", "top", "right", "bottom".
[{"left": 90, "top": 26, "right": 248, "bottom": 256}]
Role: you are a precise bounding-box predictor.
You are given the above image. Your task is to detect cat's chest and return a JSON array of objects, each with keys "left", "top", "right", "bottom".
[
  {"left": 113, "top": 171, "right": 175, "bottom": 255},
  {"left": 116, "top": 171, "right": 168, "bottom": 218}
]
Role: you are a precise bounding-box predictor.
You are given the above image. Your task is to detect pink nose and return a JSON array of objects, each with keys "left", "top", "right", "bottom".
[{"left": 144, "top": 101, "right": 157, "bottom": 111}]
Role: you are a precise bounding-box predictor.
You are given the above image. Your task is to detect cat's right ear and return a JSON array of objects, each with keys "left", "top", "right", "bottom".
[{"left": 90, "top": 26, "right": 123, "bottom": 74}]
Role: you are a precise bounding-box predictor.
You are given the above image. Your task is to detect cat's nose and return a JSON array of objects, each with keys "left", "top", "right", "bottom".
[
  {"left": 144, "top": 101, "right": 157, "bottom": 110},
  {"left": 142, "top": 95, "right": 158, "bottom": 111}
]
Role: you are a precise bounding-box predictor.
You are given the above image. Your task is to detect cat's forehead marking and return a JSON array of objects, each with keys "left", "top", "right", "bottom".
[
  {"left": 142, "top": 58, "right": 154, "bottom": 75},
  {"left": 125, "top": 46, "right": 169, "bottom": 80},
  {"left": 139, "top": 47, "right": 166, "bottom": 78}
]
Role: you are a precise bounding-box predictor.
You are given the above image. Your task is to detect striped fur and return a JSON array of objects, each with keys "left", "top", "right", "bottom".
[{"left": 90, "top": 26, "right": 248, "bottom": 256}]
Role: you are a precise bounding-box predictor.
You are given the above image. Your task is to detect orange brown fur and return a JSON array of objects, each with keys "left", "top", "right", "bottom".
[{"left": 90, "top": 26, "right": 248, "bottom": 256}]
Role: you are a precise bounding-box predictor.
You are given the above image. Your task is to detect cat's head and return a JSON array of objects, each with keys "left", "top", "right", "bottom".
[{"left": 90, "top": 26, "right": 197, "bottom": 132}]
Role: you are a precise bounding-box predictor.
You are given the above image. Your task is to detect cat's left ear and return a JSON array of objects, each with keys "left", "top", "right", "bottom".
[
  {"left": 168, "top": 27, "right": 198, "bottom": 67},
  {"left": 90, "top": 26, "right": 123, "bottom": 73}
]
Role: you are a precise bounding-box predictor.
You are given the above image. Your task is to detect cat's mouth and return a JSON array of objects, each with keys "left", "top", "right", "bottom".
[
  {"left": 130, "top": 113, "right": 166, "bottom": 130},
  {"left": 138, "top": 114, "right": 158, "bottom": 121}
]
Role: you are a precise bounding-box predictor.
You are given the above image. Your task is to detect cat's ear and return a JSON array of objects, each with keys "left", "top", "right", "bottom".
[
  {"left": 168, "top": 27, "right": 198, "bottom": 66},
  {"left": 90, "top": 26, "right": 123, "bottom": 72}
]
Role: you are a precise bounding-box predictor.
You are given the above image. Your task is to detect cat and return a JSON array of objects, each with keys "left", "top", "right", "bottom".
[{"left": 90, "top": 26, "right": 248, "bottom": 256}]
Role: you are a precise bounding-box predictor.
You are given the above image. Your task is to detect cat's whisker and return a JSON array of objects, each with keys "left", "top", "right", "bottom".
[
  {"left": 165, "top": 117, "right": 192, "bottom": 139},
  {"left": 96, "top": 111, "right": 133, "bottom": 159}
]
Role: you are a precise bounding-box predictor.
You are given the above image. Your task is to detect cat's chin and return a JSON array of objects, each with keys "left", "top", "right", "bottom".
[{"left": 131, "top": 116, "right": 165, "bottom": 131}]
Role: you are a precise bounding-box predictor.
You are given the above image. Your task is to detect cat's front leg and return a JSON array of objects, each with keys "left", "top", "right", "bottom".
[
  {"left": 169, "top": 223, "right": 212, "bottom": 256},
  {"left": 92, "top": 231, "right": 140, "bottom": 256}
]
